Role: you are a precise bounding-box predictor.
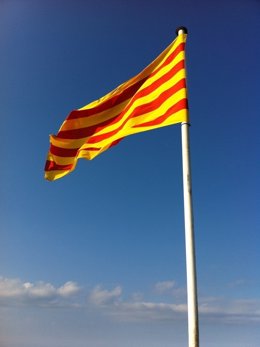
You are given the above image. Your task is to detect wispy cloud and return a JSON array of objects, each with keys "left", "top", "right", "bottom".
[
  {"left": 117, "top": 301, "right": 187, "bottom": 322},
  {"left": 154, "top": 280, "right": 186, "bottom": 299},
  {"left": 198, "top": 296, "right": 260, "bottom": 323},
  {"left": 154, "top": 280, "right": 175, "bottom": 293}
]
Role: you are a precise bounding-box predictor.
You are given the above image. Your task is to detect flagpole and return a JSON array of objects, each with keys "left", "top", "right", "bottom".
[{"left": 176, "top": 27, "right": 199, "bottom": 347}]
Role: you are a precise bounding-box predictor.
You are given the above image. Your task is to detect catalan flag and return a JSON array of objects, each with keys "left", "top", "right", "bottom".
[{"left": 45, "top": 32, "right": 188, "bottom": 181}]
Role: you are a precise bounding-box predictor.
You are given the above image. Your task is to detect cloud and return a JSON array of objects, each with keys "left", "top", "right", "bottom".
[
  {"left": 57, "top": 281, "right": 80, "bottom": 297},
  {"left": 87, "top": 283, "right": 187, "bottom": 321},
  {"left": 1, "top": 277, "right": 260, "bottom": 324},
  {"left": 86, "top": 284, "right": 260, "bottom": 324},
  {"left": 198, "top": 297, "right": 260, "bottom": 323},
  {"left": 88, "top": 285, "right": 122, "bottom": 306},
  {"left": 117, "top": 301, "right": 187, "bottom": 322},
  {"left": 0, "top": 277, "right": 80, "bottom": 305},
  {"left": 154, "top": 280, "right": 186, "bottom": 299}
]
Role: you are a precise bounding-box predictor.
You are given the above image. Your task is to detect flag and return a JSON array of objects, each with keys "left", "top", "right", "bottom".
[{"left": 45, "top": 33, "right": 188, "bottom": 181}]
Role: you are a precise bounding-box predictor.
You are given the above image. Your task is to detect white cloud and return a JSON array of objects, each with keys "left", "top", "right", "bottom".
[
  {"left": 58, "top": 281, "right": 80, "bottom": 297},
  {"left": 0, "top": 277, "right": 26, "bottom": 298},
  {"left": 0, "top": 277, "right": 80, "bottom": 304},
  {"left": 89, "top": 285, "right": 122, "bottom": 306},
  {"left": 27, "top": 282, "right": 56, "bottom": 298}
]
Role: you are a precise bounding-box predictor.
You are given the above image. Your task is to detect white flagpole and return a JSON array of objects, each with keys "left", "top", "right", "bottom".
[{"left": 176, "top": 27, "right": 199, "bottom": 347}]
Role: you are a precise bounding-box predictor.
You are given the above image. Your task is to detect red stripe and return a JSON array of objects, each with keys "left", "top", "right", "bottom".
[
  {"left": 81, "top": 147, "right": 100, "bottom": 152},
  {"left": 50, "top": 144, "right": 108, "bottom": 157},
  {"left": 66, "top": 42, "right": 185, "bottom": 120},
  {"left": 58, "top": 114, "right": 120, "bottom": 139},
  {"left": 108, "top": 138, "right": 123, "bottom": 148},
  {"left": 67, "top": 78, "right": 145, "bottom": 120},
  {"left": 50, "top": 144, "right": 79, "bottom": 157},
  {"left": 58, "top": 60, "right": 185, "bottom": 140},
  {"left": 132, "top": 98, "right": 188, "bottom": 128},
  {"left": 49, "top": 145, "right": 101, "bottom": 158},
  {"left": 45, "top": 160, "right": 74, "bottom": 172}
]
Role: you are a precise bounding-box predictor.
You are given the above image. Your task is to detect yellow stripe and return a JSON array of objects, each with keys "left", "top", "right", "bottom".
[
  {"left": 45, "top": 170, "right": 71, "bottom": 181},
  {"left": 47, "top": 153, "right": 75, "bottom": 166},
  {"left": 127, "top": 109, "right": 188, "bottom": 135},
  {"left": 50, "top": 135, "right": 84, "bottom": 149}
]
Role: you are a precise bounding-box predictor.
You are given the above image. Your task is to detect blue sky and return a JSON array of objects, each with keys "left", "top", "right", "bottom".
[{"left": 1, "top": 0, "right": 260, "bottom": 346}]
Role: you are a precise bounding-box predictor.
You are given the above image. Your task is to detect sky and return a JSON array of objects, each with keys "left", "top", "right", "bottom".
[{"left": 0, "top": 0, "right": 260, "bottom": 346}]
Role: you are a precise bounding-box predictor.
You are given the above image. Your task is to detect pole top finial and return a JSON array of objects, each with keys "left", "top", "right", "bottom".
[{"left": 175, "top": 26, "right": 188, "bottom": 35}]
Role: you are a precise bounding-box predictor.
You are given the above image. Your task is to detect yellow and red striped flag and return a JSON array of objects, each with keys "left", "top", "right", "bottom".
[{"left": 45, "top": 33, "right": 188, "bottom": 181}]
